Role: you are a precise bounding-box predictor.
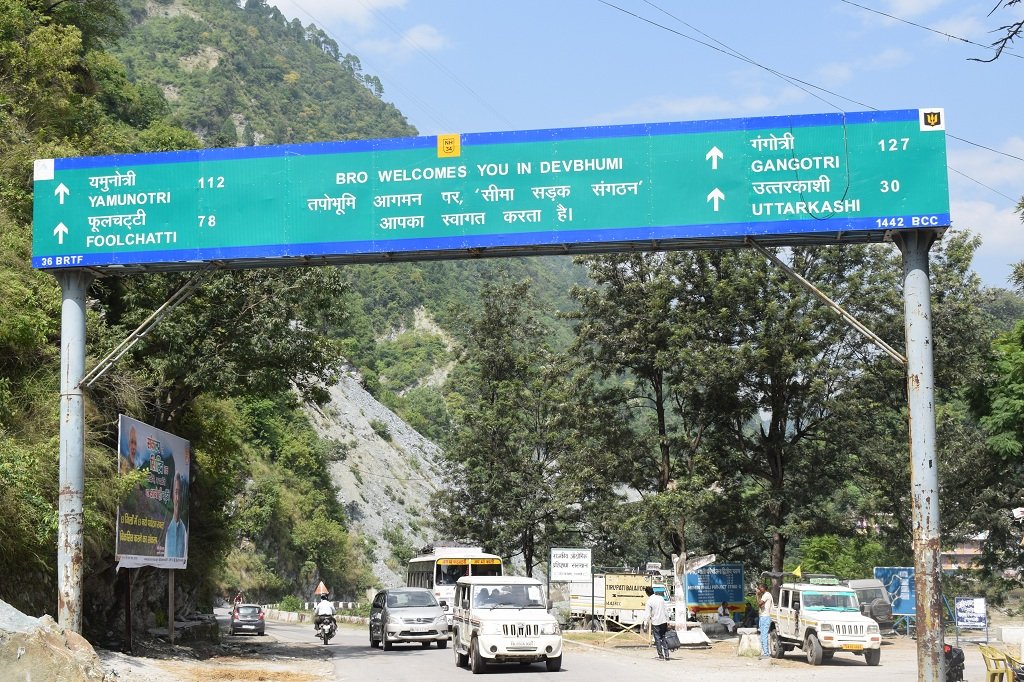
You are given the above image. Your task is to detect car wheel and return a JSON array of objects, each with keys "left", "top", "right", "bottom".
[
  {"left": 769, "top": 629, "right": 784, "bottom": 658},
  {"left": 369, "top": 628, "right": 379, "bottom": 648},
  {"left": 865, "top": 648, "right": 881, "bottom": 666},
  {"left": 545, "top": 654, "right": 561, "bottom": 672},
  {"left": 422, "top": 641, "right": 432, "bottom": 648},
  {"left": 470, "top": 638, "right": 486, "bottom": 674},
  {"left": 437, "top": 639, "right": 448, "bottom": 649},
  {"left": 383, "top": 634, "right": 392, "bottom": 651},
  {"left": 805, "top": 633, "right": 823, "bottom": 666}
]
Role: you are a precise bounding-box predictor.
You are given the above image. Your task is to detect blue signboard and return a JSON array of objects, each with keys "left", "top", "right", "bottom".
[
  {"left": 875, "top": 566, "right": 916, "bottom": 616},
  {"left": 686, "top": 562, "right": 744, "bottom": 611}
]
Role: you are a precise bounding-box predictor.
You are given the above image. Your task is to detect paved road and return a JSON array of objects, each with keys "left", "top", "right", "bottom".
[{"left": 215, "top": 609, "right": 992, "bottom": 681}]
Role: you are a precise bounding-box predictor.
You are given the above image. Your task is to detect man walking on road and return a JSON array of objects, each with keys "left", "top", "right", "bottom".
[
  {"left": 757, "top": 585, "right": 773, "bottom": 659},
  {"left": 644, "top": 586, "right": 671, "bottom": 661}
]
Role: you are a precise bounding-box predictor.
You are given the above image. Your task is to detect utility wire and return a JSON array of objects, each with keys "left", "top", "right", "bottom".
[
  {"left": 597, "top": 0, "right": 872, "bottom": 112},
  {"left": 948, "top": 133, "right": 1024, "bottom": 162},
  {"left": 287, "top": 0, "right": 455, "bottom": 132},
  {"left": 354, "top": 0, "right": 515, "bottom": 129},
  {"left": 839, "top": 0, "right": 1024, "bottom": 60},
  {"left": 602, "top": 0, "right": 1023, "bottom": 205},
  {"left": 948, "top": 167, "right": 1018, "bottom": 202}
]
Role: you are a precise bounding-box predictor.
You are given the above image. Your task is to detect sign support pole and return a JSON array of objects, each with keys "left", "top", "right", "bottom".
[
  {"left": 169, "top": 569, "right": 175, "bottom": 645},
  {"left": 894, "top": 230, "right": 944, "bottom": 682},
  {"left": 56, "top": 269, "right": 92, "bottom": 633}
]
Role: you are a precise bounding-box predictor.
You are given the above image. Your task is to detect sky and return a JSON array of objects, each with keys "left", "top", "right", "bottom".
[{"left": 266, "top": 0, "right": 1024, "bottom": 289}]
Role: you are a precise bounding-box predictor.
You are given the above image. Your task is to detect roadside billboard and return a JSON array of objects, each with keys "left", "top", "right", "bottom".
[{"left": 116, "top": 415, "right": 190, "bottom": 569}]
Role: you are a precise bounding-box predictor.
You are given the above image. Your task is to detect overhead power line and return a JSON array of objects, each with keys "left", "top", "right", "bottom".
[
  {"left": 353, "top": 0, "right": 515, "bottom": 129},
  {"left": 839, "top": 0, "right": 1023, "bottom": 60},
  {"left": 599, "top": 0, "right": 1024, "bottom": 207},
  {"left": 287, "top": 0, "right": 455, "bottom": 132}
]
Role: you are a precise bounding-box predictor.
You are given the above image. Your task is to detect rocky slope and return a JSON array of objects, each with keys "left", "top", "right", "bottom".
[{"left": 305, "top": 374, "right": 444, "bottom": 589}]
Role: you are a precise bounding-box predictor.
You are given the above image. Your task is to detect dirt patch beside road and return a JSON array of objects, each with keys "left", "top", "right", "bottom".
[{"left": 97, "top": 634, "right": 333, "bottom": 682}]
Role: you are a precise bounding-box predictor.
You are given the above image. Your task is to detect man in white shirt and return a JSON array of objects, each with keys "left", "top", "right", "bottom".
[
  {"left": 757, "top": 585, "right": 774, "bottom": 659},
  {"left": 716, "top": 600, "right": 736, "bottom": 635},
  {"left": 314, "top": 594, "right": 336, "bottom": 636},
  {"left": 644, "top": 586, "right": 671, "bottom": 661}
]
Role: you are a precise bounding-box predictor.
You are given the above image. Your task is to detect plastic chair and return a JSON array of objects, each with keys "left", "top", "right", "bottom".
[
  {"left": 980, "top": 644, "right": 1012, "bottom": 682},
  {"left": 1004, "top": 649, "right": 1023, "bottom": 682}
]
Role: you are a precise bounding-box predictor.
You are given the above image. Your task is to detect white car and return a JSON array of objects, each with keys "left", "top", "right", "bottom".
[{"left": 451, "top": 576, "right": 562, "bottom": 673}]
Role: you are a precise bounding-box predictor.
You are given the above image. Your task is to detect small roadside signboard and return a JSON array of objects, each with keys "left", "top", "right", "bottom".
[
  {"left": 954, "top": 596, "right": 989, "bottom": 645},
  {"left": 954, "top": 597, "right": 987, "bottom": 629},
  {"left": 32, "top": 108, "right": 949, "bottom": 273},
  {"left": 550, "top": 548, "right": 591, "bottom": 582},
  {"left": 603, "top": 573, "right": 651, "bottom": 610}
]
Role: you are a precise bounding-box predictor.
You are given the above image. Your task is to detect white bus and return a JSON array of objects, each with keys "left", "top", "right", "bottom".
[{"left": 408, "top": 546, "right": 503, "bottom": 626}]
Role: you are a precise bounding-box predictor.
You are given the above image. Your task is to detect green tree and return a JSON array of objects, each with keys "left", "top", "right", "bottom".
[{"left": 437, "top": 274, "right": 608, "bottom": 574}]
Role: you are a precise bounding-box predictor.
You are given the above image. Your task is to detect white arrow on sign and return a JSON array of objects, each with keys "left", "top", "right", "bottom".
[
  {"left": 53, "top": 222, "right": 68, "bottom": 245},
  {"left": 705, "top": 146, "right": 724, "bottom": 170},
  {"left": 707, "top": 188, "right": 725, "bottom": 211},
  {"left": 55, "top": 182, "right": 70, "bottom": 204}
]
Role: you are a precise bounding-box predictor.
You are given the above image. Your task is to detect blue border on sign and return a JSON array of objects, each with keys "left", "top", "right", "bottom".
[
  {"left": 32, "top": 211, "right": 950, "bottom": 269},
  {"left": 51, "top": 109, "right": 920, "bottom": 171}
]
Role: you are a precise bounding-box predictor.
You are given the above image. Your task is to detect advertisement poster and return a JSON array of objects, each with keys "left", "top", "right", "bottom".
[
  {"left": 116, "top": 415, "right": 190, "bottom": 569},
  {"left": 685, "top": 563, "right": 744, "bottom": 614}
]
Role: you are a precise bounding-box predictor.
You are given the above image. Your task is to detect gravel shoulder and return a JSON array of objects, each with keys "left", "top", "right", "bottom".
[{"left": 96, "top": 632, "right": 334, "bottom": 682}]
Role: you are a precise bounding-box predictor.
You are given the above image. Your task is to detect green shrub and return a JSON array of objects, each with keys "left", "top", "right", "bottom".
[
  {"left": 369, "top": 419, "right": 392, "bottom": 441},
  {"left": 339, "top": 601, "right": 371, "bottom": 618},
  {"left": 279, "top": 595, "right": 304, "bottom": 612}
]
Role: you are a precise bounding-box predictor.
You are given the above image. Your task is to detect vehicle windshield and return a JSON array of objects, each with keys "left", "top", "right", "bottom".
[
  {"left": 387, "top": 591, "right": 439, "bottom": 608},
  {"left": 856, "top": 588, "right": 886, "bottom": 603},
  {"left": 802, "top": 591, "right": 859, "bottom": 611},
  {"left": 236, "top": 606, "right": 260, "bottom": 616},
  {"left": 473, "top": 584, "right": 545, "bottom": 609},
  {"left": 436, "top": 563, "right": 468, "bottom": 586}
]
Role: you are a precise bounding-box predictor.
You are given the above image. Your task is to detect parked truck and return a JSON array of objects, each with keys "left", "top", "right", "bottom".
[{"left": 567, "top": 570, "right": 673, "bottom": 629}]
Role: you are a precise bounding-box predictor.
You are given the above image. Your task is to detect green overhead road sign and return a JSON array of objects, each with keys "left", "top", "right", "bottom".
[{"left": 32, "top": 108, "right": 949, "bottom": 273}]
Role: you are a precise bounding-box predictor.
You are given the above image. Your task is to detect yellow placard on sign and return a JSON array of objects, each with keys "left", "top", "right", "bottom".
[
  {"left": 469, "top": 558, "right": 502, "bottom": 564},
  {"left": 603, "top": 573, "right": 652, "bottom": 610},
  {"left": 438, "top": 558, "right": 468, "bottom": 565},
  {"left": 437, "top": 134, "right": 460, "bottom": 158}
]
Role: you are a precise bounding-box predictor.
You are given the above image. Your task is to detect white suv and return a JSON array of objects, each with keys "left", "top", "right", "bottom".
[
  {"left": 451, "top": 576, "right": 562, "bottom": 673},
  {"left": 768, "top": 578, "right": 882, "bottom": 666}
]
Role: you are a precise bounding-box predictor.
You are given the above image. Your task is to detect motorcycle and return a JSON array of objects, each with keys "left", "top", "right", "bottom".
[
  {"left": 943, "top": 643, "right": 965, "bottom": 682},
  {"left": 315, "top": 615, "right": 337, "bottom": 645}
]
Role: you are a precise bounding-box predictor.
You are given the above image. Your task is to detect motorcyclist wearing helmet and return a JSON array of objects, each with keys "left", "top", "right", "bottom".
[{"left": 314, "top": 594, "right": 336, "bottom": 635}]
